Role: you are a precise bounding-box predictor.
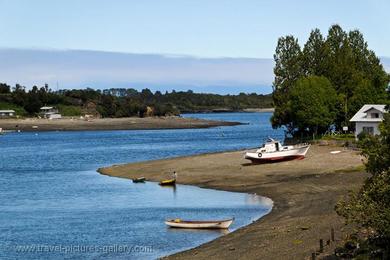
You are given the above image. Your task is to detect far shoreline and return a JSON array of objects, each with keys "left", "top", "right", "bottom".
[
  {"left": 180, "top": 107, "right": 275, "bottom": 114},
  {"left": 0, "top": 116, "right": 242, "bottom": 132}
]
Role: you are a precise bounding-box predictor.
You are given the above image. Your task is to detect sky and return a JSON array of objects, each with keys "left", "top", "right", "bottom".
[{"left": 0, "top": 0, "right": 389, "bottom": 93}]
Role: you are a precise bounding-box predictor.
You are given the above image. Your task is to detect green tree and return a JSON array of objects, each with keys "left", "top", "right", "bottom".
[
  {"left": 24, "top": 86, "right": 43, "bottom": 114},
  {"left": 12, "top": 84, "right": 27, "bottom": 107},
  {"left": 289, "top": 76, "right": 338, "bottom": 136},
  {"left": 302, "top": 28, "right": 328, "bottom": 76},
  {"left": 271, "top": 35, "right": 303, "bottom": 133},
  {"left": 0, "top": 83, "right": 11, "bottom": 94}
]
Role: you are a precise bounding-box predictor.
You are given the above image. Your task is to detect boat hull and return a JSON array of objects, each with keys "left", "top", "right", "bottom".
[
  {"left": 165, "top": 218, "right": 234, "bottom": 229},
  {"left": 245, "top": 145, "right": 310, "bottom": 163},
  {"left": 132, "top": 177, "right": 146, "bottom": 183},
  {"left": 159, "top": 179, "right": 176, "bottom": 186}
]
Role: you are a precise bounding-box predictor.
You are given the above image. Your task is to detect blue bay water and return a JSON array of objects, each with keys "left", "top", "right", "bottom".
[{"left": 0, "top": 112, "right": 283, "bottom": 259}]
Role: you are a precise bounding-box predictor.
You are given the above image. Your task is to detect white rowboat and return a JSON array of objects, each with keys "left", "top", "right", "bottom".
[{"left": 165, "top": 218, "right": 234, "bottom": 229}]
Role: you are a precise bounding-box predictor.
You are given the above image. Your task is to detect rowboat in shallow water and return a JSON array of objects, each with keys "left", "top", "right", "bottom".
[
  {"left": 165, "top": 218, "right": 234, "bottom": 229},
  {"left": 159, "top": 179, "right": 176, "bottom": 186},
  {"left": 132, "top": 177, "right": 146, "bottom": 183}
]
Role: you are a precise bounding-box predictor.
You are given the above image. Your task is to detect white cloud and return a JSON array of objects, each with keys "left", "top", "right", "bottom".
[{"left": 0, "top": 49, "right": 274, "bottom": 94}]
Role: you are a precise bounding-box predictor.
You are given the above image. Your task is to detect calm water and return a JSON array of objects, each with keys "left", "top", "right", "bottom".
[{"left": 0, "top": 112, "right": 283, "bottom": 259}]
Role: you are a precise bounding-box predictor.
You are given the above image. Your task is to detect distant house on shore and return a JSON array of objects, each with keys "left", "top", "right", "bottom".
[
  {"left": 40, "top": 106, "right": 62, "bottom": 119},
  {"left": 350, "top": 104, "right": 387, "bottom": 138},
  {"left": 0, "top": 110, "right": 16, "bottom": 118}
]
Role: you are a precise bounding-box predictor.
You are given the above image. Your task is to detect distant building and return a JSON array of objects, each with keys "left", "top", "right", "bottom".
[
  {"left": 0, "top": 110, "right": 16, "bottom": 118},
  {"left": 350, "top": 104, "right": 387, "bottom": 138},
  {"left": 40, "top": 106, "right": 62, "bottom": 119}
]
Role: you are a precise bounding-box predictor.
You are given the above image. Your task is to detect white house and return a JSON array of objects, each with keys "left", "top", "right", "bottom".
[
  {"left": 0, "top": 110, "right": 16, "bottom": 118},
  {"left": 350, "top": 104, "right": 387, "bottom": 137},
  {"left": 40, "top": 106, "right": 62, "bottom": 119}
]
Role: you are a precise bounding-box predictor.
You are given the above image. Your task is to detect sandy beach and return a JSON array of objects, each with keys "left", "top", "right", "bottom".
[
  {"left": 0, "top": 117, "right": 240, "bottom": 132},
  {"left": 98, "top": 145, "right": 366, "bottom": 259}
]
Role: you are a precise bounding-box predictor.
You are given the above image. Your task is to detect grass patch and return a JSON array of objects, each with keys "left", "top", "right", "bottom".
[
  {"left": 333, "top": 165, "right": 366, "bottom": 173},
  {"left": 321, "top": 133, "right": 355, "bottom": 141},
  {"left": 57, "top": 105, "right": 82, "bottom": 116}
]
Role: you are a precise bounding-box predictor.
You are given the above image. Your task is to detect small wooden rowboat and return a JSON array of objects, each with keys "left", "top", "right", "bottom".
[
  {"left": 159, "top": 179, "right": 176, "bottom": 186},
  {"left": 165, "top": 218, "right": 234, "bottom": 229},
  {"left": 132, "top": 177, "right": 146, "bottom": 183}
]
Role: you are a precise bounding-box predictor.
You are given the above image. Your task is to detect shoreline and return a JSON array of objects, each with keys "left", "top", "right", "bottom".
[
  {"left": 180, "top": 108, "right": 275, "bottom": 113},
  {"left": 0, "top": 116, "right": 241, "bottom": 132},
  {"left": 98, "top": 145, "right": 366, "bottom": 259}
]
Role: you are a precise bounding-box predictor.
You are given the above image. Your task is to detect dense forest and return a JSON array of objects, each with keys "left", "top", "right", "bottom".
[
  {"left": 0, "top": 83, "right": 272, "bottom": 117},
  {"left": 272, "top": 24, "right": 389, "bottom": 136}
]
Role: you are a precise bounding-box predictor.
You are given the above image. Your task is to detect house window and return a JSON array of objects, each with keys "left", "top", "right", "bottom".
[
  {"left": 362, "top": 127, "right": 374, "bottom": 135},
  {"left": 371, "top": 113, "right": 379, "bottom": 118}
]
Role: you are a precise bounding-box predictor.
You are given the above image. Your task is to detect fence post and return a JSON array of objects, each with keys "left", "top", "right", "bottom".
[{"left": 331, "top": 228, "right": 335, "bottom": 242}]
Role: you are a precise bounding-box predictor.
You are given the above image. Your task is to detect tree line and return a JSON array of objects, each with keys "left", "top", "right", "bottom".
[
  {"left": 272, "top": 24, "right": 389, "bottom": 137},
  {"left": 0, "top": 83, "right": 272, "bottom": 117}
]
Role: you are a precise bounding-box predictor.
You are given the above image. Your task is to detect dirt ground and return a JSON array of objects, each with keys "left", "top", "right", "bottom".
[
  {"left": 98, "top": 145, "right": 366, "bottom": 260},
  {"left": 0, "top": 116, "right": 240, "bottom": 132}
]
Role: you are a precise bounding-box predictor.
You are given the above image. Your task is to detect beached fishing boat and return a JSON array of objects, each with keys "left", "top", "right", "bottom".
[
  {"left": 165, "top": 218, "right": 234, "bottom": 229},
  {"left": 132, "top": 177, "right": 146, "bottom": 183},
  {"left": 159, "top": 179, "right": 176, "bottom": 186},
  {"left": 244, "top": 138, "right": 310, "bottom": 163}
]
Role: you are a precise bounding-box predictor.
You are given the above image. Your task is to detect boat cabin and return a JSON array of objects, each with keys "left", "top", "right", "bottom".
[
  {"left": 40, "top": 106, "right": 62, "bottom": 119},
  {"left": 258, "top": 138, "right": 288, "bottom": 153}
]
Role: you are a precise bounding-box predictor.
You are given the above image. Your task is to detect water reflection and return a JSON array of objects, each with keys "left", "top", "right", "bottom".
[
  {"left": 245, "top": 193, "right": 274, "bottom": 207},
  {"left": 159, "top": 183, "right": 177, "bottom": 199}
]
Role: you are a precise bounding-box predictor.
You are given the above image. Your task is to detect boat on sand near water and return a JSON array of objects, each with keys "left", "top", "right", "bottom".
[
  {"left": 244, "top": 138, "right": 310, "bottom": 163},
  {"left": 132, "top": 177, "right": 146, "bottom": 183},
  {"left": 165, "top": 218, "right": 234, "bottom": 229},
  {"left": 159, "top": 179, "right": 176, "bottom": 186}
]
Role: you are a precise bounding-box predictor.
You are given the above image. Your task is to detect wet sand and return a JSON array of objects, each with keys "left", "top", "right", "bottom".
[
  {"left": 0, "top": 117, "right": 240, "bottom": 132},
  {"left": 98, "top": 145, "right": 366, "bottom": 259}
]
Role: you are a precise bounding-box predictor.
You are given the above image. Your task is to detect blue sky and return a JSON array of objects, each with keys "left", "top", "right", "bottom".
[
  {"left": 0, "top": 0, "right": 389, "bottom": 94},
  {"left": 1, "top": 0, "right": 389, "bottom": 58}
]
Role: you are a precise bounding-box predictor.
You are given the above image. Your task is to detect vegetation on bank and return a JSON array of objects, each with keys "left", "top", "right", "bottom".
[
  {"left": 0, "top": 83, "right": 272, "bottom": 118},
  {"left": 0, "top": 101, "right": 27, "bottom": 116},
  {"left": 335, "top": 113, "right": 390, "bottom": 258},
  {"left": 272, "top": 24, "right": 389, "bottom": 137},
  {"left": 272, "top": 25, "right": 390, "bottom": 258}
]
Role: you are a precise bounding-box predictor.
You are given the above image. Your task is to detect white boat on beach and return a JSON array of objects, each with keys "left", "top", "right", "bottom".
[
  {"left": 165, "top": 218, "right": 234, "bottom": 229},
  {"left": 244, "top": 138, "right": 310, "bottom": 163}
]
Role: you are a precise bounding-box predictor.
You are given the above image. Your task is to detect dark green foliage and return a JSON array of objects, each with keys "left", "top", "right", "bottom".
[
  {"left": 302, "top": 28, "right": 328, "bottom": 76},
  {"left": 336, "top": 114, "right": 390, "bottom": 254},
  {"left": 289, "top": 76, "right": 338, "bottom": 135},
  {"left": 0, "top": 82, "right": 272, "bottom": 117},
  {"left": 272, "top": 25, "right": 389, "bottom": 136},
  {"left": 57, "top": 105, "right": 82, "bottom": 116},
  {"left": 272, "top": 35, "right": 303, "bottom": 133},
  {"left": 24, "top": 86, "right": 43, "bottom": 114},
  {"left": 0, "top": 102, "right": 27, "bottom": 116},
  {"left": 0, "top": 83, "right": 11, "bottom": 94}
]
